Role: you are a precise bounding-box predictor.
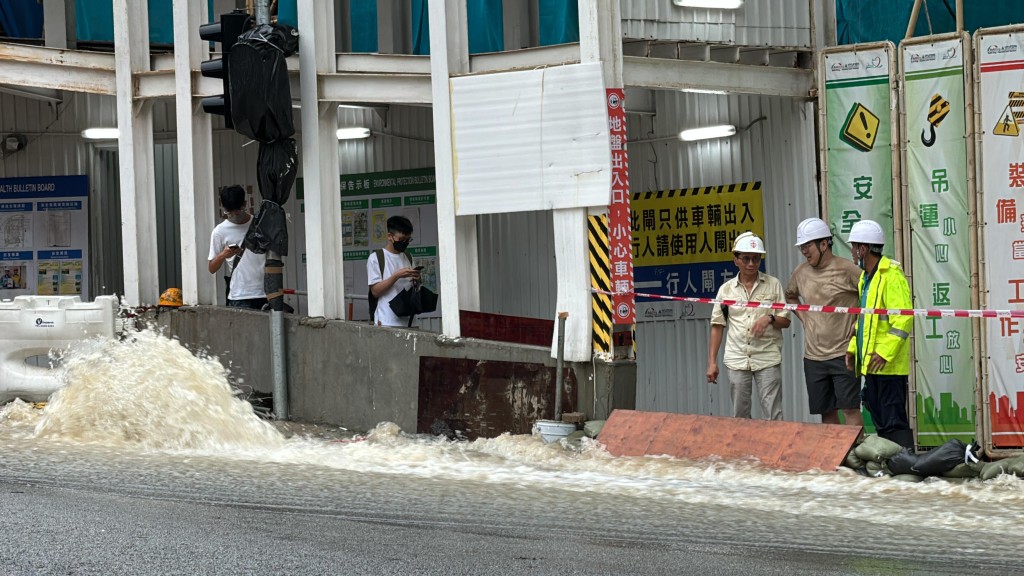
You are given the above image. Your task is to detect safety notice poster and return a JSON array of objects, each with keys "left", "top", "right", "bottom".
[
  {"left": 0, "top": 175, "right": 89, "bottom": 299},
  {"left": 901, "top": 35, "right": 976, "bottom": 446},
  {"left": 977, "top": 30, "right": 1024, "bottom": 448},
  {"left": 821, "top": 44, "right": 899, "bottom": 260}
]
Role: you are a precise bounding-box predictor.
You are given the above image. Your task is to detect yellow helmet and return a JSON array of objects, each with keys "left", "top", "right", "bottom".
[{"left": 159, "top": 288, "right": 183, "bottom": 307}]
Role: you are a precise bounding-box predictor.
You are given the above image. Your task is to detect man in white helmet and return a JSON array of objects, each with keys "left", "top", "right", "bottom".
[
  {"left": 707, "top": 231, "right": 791, "bottom": 420},
  {"left": 845, "top": 219, "right": 914, "bottom": 449},
  {"left": 785, "top": 217, "right": 864, "bottom": 427}
]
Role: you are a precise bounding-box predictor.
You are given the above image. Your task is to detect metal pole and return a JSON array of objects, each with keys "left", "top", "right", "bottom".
[
  {"left": 905, "top": 0, "right": 923, "bottom": 40},
  {"left": 554, "top": 312, "right": 568, "bottom": 420},
  {"left": 255, "top": 0, "right": 270, "bottom": 25},
  {"left": 955, "top": 0, "right": 963, "bottom": 34},
  {"left": 271, "top": 309, "right": 288, "bottom": 420}
]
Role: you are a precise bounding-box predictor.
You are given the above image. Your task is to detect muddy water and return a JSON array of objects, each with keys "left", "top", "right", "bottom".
[{"left": 1, "top": 330, "right": 1023, "bottom": 553}]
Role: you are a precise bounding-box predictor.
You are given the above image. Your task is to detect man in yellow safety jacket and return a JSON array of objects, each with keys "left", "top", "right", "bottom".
[{"left": 844, "top": 220, "right": 914, "bottom": 449}]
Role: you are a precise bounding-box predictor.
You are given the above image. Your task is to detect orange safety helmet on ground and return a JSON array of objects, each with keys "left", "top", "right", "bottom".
[{"left": 159, "top": 288, "right": 183, "bottom": 307}]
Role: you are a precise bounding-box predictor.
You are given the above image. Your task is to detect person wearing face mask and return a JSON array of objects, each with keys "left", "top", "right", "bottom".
[
  {"left": 707, "top": 232, "right": 791, "bottom": 420},
  {"left": 785, "top": 217, "right": 864, "bottom": 427},
  {"left": 207, "top": 185, "right": 267, "bottom": 310},
  {"left": 367, "top": 215, "right": 420, "bottom": 327},
  {"left": 844, "top": 219, "right": 914, "bottom": 449}
]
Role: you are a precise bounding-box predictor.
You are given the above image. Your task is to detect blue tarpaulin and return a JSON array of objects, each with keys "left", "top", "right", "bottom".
[
  {"left": 0, "top": 0, "right": 43, "bottom": 39},
  {"left": 539, "top": 0, "right": 578, "bottom": 46},
  {"left": 837, "top": 0, "right": 1024, "bottom": 46},
  {"left": 75, "top": 0, "right": 174, "bottom": 44},
  {"left": 411, "top": 0, "right": 503, "bottom": 56}
]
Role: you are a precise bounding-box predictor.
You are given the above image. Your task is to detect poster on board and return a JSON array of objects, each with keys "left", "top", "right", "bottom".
[
  {"left": 901, "top": 35, "right": 976, "bottom": 446},
  {"left": 0, "top": 175, "right": 89, "bottom": 299},
  {"left": 977, "top": 30, "right": 1024, "bottom": 448}
]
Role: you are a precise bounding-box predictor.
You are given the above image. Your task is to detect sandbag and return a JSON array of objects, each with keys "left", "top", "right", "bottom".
[
  {"left": 886, "top": 447, "right": 918, "bottom": 476},
  {"left": 1008, "top": 455, "right": 1024, "bottom": 477},
  {"left": 854, "top": 435, "right": 902, "bottom": 463},
  {"left": 891, "top": 474, "right": 925, "bottom": 483},
  {"left": 865, "top": 460, "right": 889, "bottom": 477},
  {"left": 941, "top": 463, "right": 980, "bottom": 479},
  {"left": 844, "top": 449, "right": 865, "bottom": 470},
  {"left": 583, "top": 420, "right": 604, "bottom": 438},
  {"left": 980, "top": 460, "right": 1011, "bottom": 481},
  {"left": 912, "top": 438, "right": 973, "bottom": 477}
]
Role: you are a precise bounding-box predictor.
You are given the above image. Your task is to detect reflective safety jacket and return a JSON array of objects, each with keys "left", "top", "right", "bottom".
[{"left": 847, "top": 256, "right": 912, "bottom": 376}]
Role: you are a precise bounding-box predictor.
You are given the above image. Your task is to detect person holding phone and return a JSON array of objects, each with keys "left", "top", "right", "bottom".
[
  {"left": 207, "top": 185, "right": 267, "bottom": 310},
  {"left": 367, "top": 215, "right": 420, "bottom": 326}
]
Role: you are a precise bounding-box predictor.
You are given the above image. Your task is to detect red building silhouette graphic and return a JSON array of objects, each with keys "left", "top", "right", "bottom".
[{"left": 990, "top": 391, "right": 1024, "bottom": 447}]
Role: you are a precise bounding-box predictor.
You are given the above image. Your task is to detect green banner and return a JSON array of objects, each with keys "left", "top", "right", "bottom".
[
  {"left": 823, "top": 46, "right": 897, "bottom": 259},
  {"left": 902, "top": 38, "right": 975, "bottom": 446}
]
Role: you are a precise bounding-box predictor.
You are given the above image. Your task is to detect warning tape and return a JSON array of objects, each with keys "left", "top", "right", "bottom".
[{"left": 592, "top": 289, "right": 1024, "bottom": 319}]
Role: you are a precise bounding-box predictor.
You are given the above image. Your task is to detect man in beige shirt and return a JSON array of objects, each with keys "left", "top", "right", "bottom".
[
  {"left": 785, "top": 217, "right": 863, "bottom": 426},
  {"left": 707, "top": 232, "right": 791, "bottom": 420}
]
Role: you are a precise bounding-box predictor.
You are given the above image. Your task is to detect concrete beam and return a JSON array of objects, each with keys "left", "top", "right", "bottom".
[
  {"left": 468, "top": 43, "right": 581, "bottom": 74},
  {"left": 0, "top": 44, "right": 114, "bottom": 95},
  {"left": 622, "top": 55, "right": 814, "bottom": 99},
  {"left": 429, "top": 0, "right": 478, "bottom": 337},
  {"left": 172, "top": 0, "right": 218, "bottom": 306},
  {"left": 320, "top": 73, "right": 433, "bottom": 104},
  {"left": 298, "top": 0, "right": 346, "bottom": 319},
  {"left": 114, "top": 0, "right": 160, "bottom": 306}
]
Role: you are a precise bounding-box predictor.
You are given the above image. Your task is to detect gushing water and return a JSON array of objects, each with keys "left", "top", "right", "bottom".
[{"left": 2, "top": 328, "right": 1024, "bottom": 540}]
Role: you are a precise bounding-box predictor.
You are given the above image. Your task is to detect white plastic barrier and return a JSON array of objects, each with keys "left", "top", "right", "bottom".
[{"left": 0, "top": 295, "right": 118, "bottom": 402}]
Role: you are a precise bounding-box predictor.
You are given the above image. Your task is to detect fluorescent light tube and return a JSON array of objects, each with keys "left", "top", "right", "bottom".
[
  {"left": 336, "top": 127, "right": 371, "bottom": 140},
  {"left": 679, "top": 124, "right": 737, "bottom": 142},
  {"left": 673, "top": 0, "right": 744, "bottom": 9},
  {"left": 81, "top": 128, "right": 120, "bottom": 140}
]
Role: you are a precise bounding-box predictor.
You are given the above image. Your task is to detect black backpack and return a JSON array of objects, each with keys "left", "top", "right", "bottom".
[{"left": 367, "top": 249, "right": 413, "bottom": 323}]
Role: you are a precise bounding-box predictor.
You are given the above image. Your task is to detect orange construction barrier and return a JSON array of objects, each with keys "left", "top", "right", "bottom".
[{"left": 598, "top": 409, "right": 862, "bottom": 473}]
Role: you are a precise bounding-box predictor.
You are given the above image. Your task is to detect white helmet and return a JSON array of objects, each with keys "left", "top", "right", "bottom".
[
  {"left": 794, "top": 217, "right": 832, "bottom": 246},
  {"left": 733, "top": 231, "right": 766, "bottom": 254},
  {"left": 847, "top": 219, "right": 886, "bottom": 245}
]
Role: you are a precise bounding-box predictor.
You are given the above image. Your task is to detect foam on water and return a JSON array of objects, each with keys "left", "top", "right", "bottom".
[{"left": 2, "top": 328, "right": 1024, "bottom": 537}]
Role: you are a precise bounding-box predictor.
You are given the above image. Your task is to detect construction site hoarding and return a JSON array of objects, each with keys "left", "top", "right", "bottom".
[
  {"left": 819, "top": 43, "right": 900, "bottom": 260},
  {"left": 976, "top": 27, "right": 1024, "bottom": 450},
  {"left": 900, "top": 34, "right": 978, "bottom": 447}
]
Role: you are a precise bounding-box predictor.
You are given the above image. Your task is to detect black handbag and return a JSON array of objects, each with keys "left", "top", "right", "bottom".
[{"left": 389, "top": 284, "right": 439, "bottom": 325}]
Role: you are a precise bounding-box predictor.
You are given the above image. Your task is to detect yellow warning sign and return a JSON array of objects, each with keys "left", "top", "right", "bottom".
[
  {"left": 840, "top": 102, "right": 880, "bottom": 152},
  {"left": 928, "top": 94, "right": 950, "bottom": 127},
  {"left": 994, "top": 112, "right": 1020, "bottom": 136},
  {"left": 994, "top": 91, "right": 1024, "bottom": 137}
]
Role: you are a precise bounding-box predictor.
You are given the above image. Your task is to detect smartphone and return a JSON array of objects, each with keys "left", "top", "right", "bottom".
[
  {"left": 414, "top": 265, "right": 424, "bottom": 271},
  {"left": 228, "top": 243, "right": 239, "bottom": 250}
]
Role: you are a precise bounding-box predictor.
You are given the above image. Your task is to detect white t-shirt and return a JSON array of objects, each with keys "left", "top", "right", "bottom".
[
  {"left": 367, "top": 249, "right": 414, "bottom": 327},
  {"left": 208, "top": 218, "right": 266, "bottom": 301}
]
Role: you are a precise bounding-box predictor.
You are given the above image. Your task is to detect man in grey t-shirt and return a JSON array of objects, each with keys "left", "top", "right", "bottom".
[{"left": 786, "top": 218, "right": 863, "bottom": 427}]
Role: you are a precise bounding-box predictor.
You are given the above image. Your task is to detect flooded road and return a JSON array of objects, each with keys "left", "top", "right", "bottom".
[{"left": 1, "top": 331, "right": 1022, "bottom": 574}]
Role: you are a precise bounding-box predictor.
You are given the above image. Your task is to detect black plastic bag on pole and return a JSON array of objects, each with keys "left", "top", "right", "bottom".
[
  {"left": 228, "top": 23, "right": 299, "bottom": 142},
  {"left": 228, "top": 22, "right": 299, "bottom": 312},
  {"left": 243, "top": 139, "right": 297, "bottom": 256}
]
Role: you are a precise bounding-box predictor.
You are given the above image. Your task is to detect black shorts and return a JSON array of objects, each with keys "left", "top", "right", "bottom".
[{"left": 803, "top": 356, "right": 861, "bottom": 414}]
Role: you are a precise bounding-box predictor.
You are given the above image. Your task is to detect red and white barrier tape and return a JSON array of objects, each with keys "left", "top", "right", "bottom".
[{"left": 593, "top": 289, "right": 1024, "bottom": 319}]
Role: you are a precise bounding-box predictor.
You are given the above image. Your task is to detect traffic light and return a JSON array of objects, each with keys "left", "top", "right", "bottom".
[{"left": 199, "top": 10, "right": 250, "bottom": 128}]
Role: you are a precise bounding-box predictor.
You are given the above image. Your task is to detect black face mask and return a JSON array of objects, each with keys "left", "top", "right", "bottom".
[{"left": 393, "top": 239, "right": 410, "bottom": 253}]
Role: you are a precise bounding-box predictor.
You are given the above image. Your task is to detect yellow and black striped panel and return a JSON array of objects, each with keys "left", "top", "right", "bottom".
[
  {"left": 1013, "top": 110, "right": 1024, "bottom": 125},
  {"left": 588, "top": 214, "right": 612, "bottom": 355},
  {"left": 632, "top": 181, "right": 762, "bottom": 202},
  {"left": 928, "top": 94, "right": 950, "bottom": 127}
]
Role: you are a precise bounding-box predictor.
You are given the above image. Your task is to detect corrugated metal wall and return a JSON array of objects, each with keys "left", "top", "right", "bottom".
[
  {"left": 628, "top": 90, "right": 818, "bottom": 422},
  {"left": 620, "top": 0, "right": 811, "bottom": 48}
]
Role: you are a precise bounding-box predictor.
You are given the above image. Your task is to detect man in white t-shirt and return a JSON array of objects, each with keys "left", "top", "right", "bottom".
[
  {"left": 207, "top": 185, "right": 267, "bottom": 310},
  {"left": 367, "top": 215, "right": 420, "bottom": 327}
]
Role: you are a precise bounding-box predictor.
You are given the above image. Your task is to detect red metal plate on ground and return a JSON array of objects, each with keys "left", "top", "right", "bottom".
[{"left": 598, "top": 409, "right": 862, "bottom": 472}]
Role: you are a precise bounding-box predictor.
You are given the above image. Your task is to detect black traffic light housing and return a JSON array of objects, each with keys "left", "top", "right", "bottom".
[{"left": 199, "top": 10, "right": 250, "bottom": 129}]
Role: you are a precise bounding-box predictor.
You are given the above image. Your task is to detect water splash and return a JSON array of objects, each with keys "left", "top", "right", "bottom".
[{"left": 30, "top": 330, "right": 284, "bottom": 451}]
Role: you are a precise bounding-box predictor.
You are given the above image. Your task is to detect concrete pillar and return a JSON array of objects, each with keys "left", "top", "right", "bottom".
[
  {"left": 42, "top": 0, "right": 74, "bottom": 49},
  {"left": 113, "top": 0, "right": 160, "bottom": 306},
  {"left": 172, "top": 0, "right": 218, "bottom": 305},
  {"left": 428, "top": 0, "right": 481, "bottom": 337},
  {"left": 297, "top": 0, "right": 346, "bottom": 319}
]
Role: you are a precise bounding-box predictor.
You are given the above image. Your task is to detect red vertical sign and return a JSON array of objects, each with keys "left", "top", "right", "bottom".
[{"left": 606, "top": 88, "right": 635, "bottom": 325}]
